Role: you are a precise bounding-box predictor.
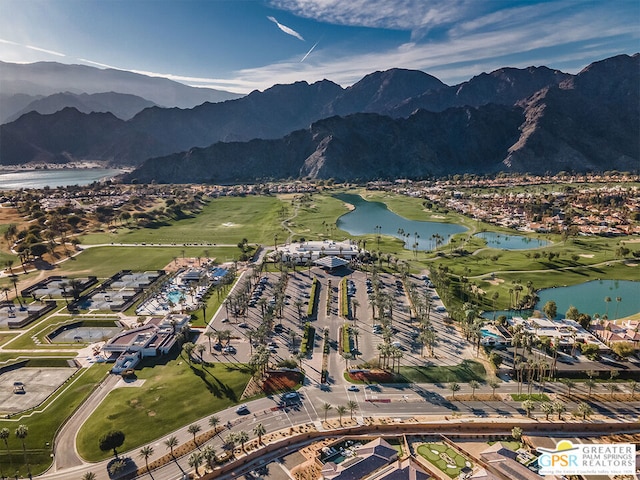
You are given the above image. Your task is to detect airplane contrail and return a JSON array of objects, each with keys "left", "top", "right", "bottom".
[
  {"left": 300, "top": 40, "right": 319, "bottom": 62},
  {"left": 267, "top": 16, "right": 305, "bottom": 41}
]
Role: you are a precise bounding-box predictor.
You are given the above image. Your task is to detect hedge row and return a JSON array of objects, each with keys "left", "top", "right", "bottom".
[
  {"left": 306, "top": 277, "right": 318, "bottom": 318},
  {"left": 341, "top": 324, "right": 351, "bottom": 355},
  {"left": 300, "top": 322, "right": 316, "bottom": 356},
  {"left": 340, "top": 277, "right": 350, "bottom": 319}
]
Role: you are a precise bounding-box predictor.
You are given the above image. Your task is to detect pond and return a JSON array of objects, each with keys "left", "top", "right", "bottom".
[
  {"left": 335, "top": 193, "right": 467, "bottom": 251},
  {"left": 483, "top": 280, "right": 640, "bottom": 320},
  {"left": 536, "top": 279, "right": 640, "bottom": 319},
  {"left": 474, "top": 231, "right": 549, "bottom": 250}
]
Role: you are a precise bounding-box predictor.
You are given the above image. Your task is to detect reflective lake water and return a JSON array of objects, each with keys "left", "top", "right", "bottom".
[
  {"left": 536, "top": 279, "right": 640, "bottom": 319},
  {"left": 335, "top": 193, "right": 467, "bottom": 251},
  {"left": 0, "top": 168, "right": 125, "bottom": 189},
  {"left": 474, "top": 231, "right": 549, "bottom": 250},
  {"left": 483, "top": 280, "right": 640, "bottom": 319}
]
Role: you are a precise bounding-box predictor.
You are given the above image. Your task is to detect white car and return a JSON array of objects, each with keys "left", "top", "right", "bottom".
[
  {"left": 235, "top": 404, "right": 249, "bottom": 414},
  {"left": 347, "top": 385, "right": 359, "bottom": 392}
]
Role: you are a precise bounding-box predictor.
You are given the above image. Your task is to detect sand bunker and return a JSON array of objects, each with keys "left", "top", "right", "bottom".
[
  {"left": 222, "top": 222, "right": 236, "bottom": 227},
  {"left": 579, "top": 254, "right": 595, "bottom": 258}
]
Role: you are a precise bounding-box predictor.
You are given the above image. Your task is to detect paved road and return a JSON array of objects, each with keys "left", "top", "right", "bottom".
[
  {"left": 36, "top": 374, "right": 640, "bottom": 480},
  {"left": 52, "top": 374, "right": 121, "bottom": 471}
]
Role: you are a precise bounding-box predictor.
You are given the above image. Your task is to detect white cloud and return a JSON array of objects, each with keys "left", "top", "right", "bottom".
[
  {"left": 267, "top": 16, "right": 305, "bottom": 41},
  {"left": 269, "top": 0, "right": 475, "bottom": 38}
]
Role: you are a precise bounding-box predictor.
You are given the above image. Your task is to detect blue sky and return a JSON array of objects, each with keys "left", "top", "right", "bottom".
[{"left": 0, "top": 0, "right": 638, "bottom": 94}]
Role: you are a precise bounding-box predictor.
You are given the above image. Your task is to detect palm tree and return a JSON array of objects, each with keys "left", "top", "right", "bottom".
[
  {"left": 0, "top": 427, "right": 12, "bottom": 472},
  {"left": 224, "top": 433, "right": 237, "bottom": 458},
  {"left": 322, "top": 402, "right": 333, "bottom": 422},
  {"left": 253, "top": 423, "right": 266, "bottom": 445},
  {"left": 188, "top": 424, "right": 202, "bottom": 445},
  {"left": 82, "top": 473, "right": 97, "bottom": 480},
  {"left": 469, "top": 380, "right": 480, "bottom": 399},
  {"left": 511, "top": 426, "right": 523, "bottom": 442},
  {"left": 489, "top": 379, "right": 500, "bottom": 398},
  {"left": 585, "top": 379, "right": 597, "bottom": 399},
  {"left": 209, "top": 415, "right": 221, "bottom": 435},
  {"left": 628, "top": 380, "right": 638, "bottom": 399},
  {"left": 204, "top": 330, "right": 215, "bottom": 352},
  {"left": 541, "top": 402, "right": 554, "bottom": 421},
  {"left": 561, "top": 378, "right": 576, "bottom": 399},
  {"left": 336, "top": 405, "right": 347, "bottom": 426},
  {"left": 164, "top": 435, "right": 179, "bottom": 457},
  {"left": 553, "top": 401, "right": 566, "bottom": 420},
  {"left": 351, "top": 299, "right": 359, "bottom": 322},
  {"left": 139, "top": 445, "right": 154, "bottom": 474},
  {"left": 521, "top": 399, "right": 535, "bottom": 418},
  {"left": 577, "top": 402, "right": 593, "bottom": 420},
  {"left": 196, "top": 343, "right": 206, "bottom": 361},
  {"left": 188, "top": 451, "right": 204, "bottom": 478},
  {"left": 449, "top": 382, "right": 460, "bottom": 400},
  {"left": 202, "top": 445, "right": 217, "bottom": 471},
  {"left": 15, "top": 424, "right": 30, "bottom": 477},
  {"left": 347, "top": 400, "right": 358, "bottom": 419},
  {"left": 237, "top": 430, "right": 249, "bottom": 451}
]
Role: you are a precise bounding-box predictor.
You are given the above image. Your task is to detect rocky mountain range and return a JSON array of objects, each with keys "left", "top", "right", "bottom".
[
  {"left": 1, "top": 54, "right": 638, "bottom": 181},
  {"left": 0, "top": 61, "right": 241, "bottom": 122},
  {"left": 1, "top": 91, "right": 157, "bottom": 123}
]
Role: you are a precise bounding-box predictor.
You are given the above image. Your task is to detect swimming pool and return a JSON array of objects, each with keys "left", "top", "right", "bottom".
[
  {"left": 480, "top": 329, "right": 502, "bottom": 339},
  {"left": 167, "top": 290, "right": 185, "bottom": 304}
]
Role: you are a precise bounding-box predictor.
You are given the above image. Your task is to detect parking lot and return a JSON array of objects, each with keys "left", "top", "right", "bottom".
[{"left": 203, "top": 266, "right": 476, "bottom": 380}]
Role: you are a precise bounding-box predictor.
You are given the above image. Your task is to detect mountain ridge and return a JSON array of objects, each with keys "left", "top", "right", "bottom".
[{"left": 1, "top": 54, "right": 638, "bottom": 180}]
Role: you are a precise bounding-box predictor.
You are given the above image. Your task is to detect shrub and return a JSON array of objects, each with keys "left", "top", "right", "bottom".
[
  {"left": 340, "top": 277, "right": 350, "bottom": 318},
  {"left": 341, "top": 324, "right": 351, "bottom": 354},
  {"left": 300, "top": 322, "right": 316, "bottom": 356},
  {"left": 307, "top": 277, "right": 318, "bottom": 318}
]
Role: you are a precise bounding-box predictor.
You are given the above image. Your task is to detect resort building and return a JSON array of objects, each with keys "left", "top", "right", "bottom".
[
  {"left": 478, "top": 442, "right": 541, "bottom": 480},
  {"left": 103, "top": 314, "right": 190, "bottom": 373},
  {"left": 591, "top": 320, "right": 640, "bottom": 347},
  {"left": 507, "top": 316, "right": 607, "bottom": 351},
  {"left": 275, "top": 240, "right": 359, "bottom": 264},
  {"left": 320, "top": 438, "right": 430, "bottom": 480}
]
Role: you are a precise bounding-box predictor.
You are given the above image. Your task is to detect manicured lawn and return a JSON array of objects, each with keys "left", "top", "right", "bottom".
[
  {"left": 417, "top": 443, "right": 471, "bottom": 478},
  {"left": 57, "top": 246, "right": 239, "bottom": 278},
  {"left": 0, "top": 363, "right": 110, "bottom": 477},
  {"left": 0, "top": 351, "right": 77, "bottom": 363},
  {"left": 76, "top": 355, "right": 253, "bottom": 461},
  {"left": 399, "top": 360, "right": 486, "bottom": 383},
  {"left": 80, "top": 196, "right": 285, "bottom": 245},
  {"left": 0, "top": 332, "right": 19, "bottom": 346}
]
